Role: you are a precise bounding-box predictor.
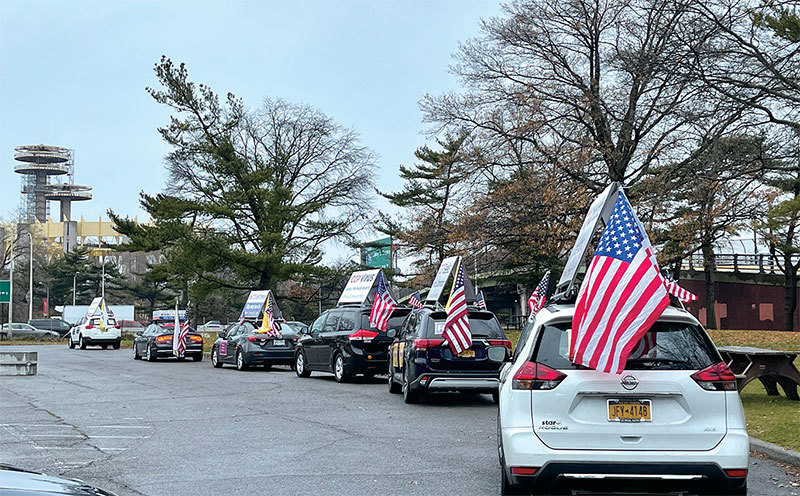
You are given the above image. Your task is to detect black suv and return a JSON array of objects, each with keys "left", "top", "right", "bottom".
[
  {"left": 294, "top": 304, "right": 411, "bottom": 382},
  {"left": 28, "top": 318, "right": 73, "bottom": 338}
]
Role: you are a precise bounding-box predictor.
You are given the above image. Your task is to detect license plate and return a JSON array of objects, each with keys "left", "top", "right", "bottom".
[
  {"left": 273, "top": 339, "right": 285, "bottom": 347},
  {"left": 607, "top": 399, "right": 652, "bottom": 422},
  {"left": 457, "top": 349, "right": 475, "bottom": 358}
]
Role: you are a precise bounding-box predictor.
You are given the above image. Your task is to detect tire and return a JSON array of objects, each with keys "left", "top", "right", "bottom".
[
  {"left": 133, "top": 344, "right": 141, "bottom": 360},
  {"left": 113, "top": 341, "right": 121, "bottom": 350},
  {"left": 403, "top": 368, "right": 420, "bottom": 404},
  {"left": 492, "top": 390, "right": 500, "bottom": 405},
  {"left": 235, "top": 349, "right": 248, "bottom": 371},
  {"left": 68, "top": 336, "right": 75, "bottom": 349},
  {"left": 101, "top": 344, "right": 108, "bottom": 350},
  {"left": 295, "top": 351, "right": 311, "bottom": 378},
  {"left": 388, "top": 366, "right": 401, "bottom": 394},
  {"left": 78, "top": 335, "right": 87, "bottom": 350},
  {"left": 262, "top": 364, "right": 272, "bottom": 370},
  {"left": 193, "top": 353, "right": 203, "bottom": 362},
  {"left": 146, "top": 344, "right": 157, "bottom": 362},
  {"left": 333, "top": 353, "right": 350, "bottom": 383},
  {"left": 211, "top": 346, "right": 223, "bottom": 368}
]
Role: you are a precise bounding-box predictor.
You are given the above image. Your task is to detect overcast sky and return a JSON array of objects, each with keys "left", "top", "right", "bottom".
[{"left": 0, "top": 0, "right": 501, "bottom": 259}]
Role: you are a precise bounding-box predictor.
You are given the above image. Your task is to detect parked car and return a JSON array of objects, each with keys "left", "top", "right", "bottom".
[
  {"left": 67, "top": 315, "right": 121, "bottom": 350},
  {"left": 132, "top": 323, "right": 204, "bottom": 361},
  {"left": 387, "top": 307, "right": 512, "bottom": 404},
  {"left": 198, "top": 320, "right": 224, "bottom": 332},
  {"left": 497, "top": 303, "right": 749, "bottom": 495},
  {"left": 1, "top": 323, "right": 59, "bottom": 340},
  {"left": 211, "top": 321, "right": 298, "bottom": 370},
  {"left": 28, "top": 318, "right": 73, "bottom": 338},
  {"left": 294, "top": 305, "right": 411, "bottom": 382},
  {"left": 0, "top": 464, "right": 117, "bottom": 495},
  {"left": 118, "top": 319, "right": 144, "bottom": 334}
]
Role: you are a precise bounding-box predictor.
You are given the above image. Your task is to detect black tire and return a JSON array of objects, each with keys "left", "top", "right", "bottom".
[
  {"left": 235, "top": 349, "right": 248, "bottom": 371},
  {"left": 388, "top": 366, "right": 401, "bottom": 394},
  {"left": 68, "top": 337, "right": 75, "bottom": 349},
  {"left": 146, "top": 344, "right": 157, "bottom": 362},
  {"left": 403, "top": 368, "right": 420, "bottom": 404},
  {"left": 193, "top": 353, "right": 203, "bottom": 362},
  {"left": 211, "top": 346, "right": 223, "bottom": 368},
  {"left": 113, "top": 341, "right": 121, "bottom": 350},
  {"left": 101, "top": 344, "right": 108, "bottom": 350},
  {"left": 492, "top": 390, "right": 500, "bottom": 405},
  {"left": 333, "top": 353, "right": 350, "bottom": 383},
  {"left": 133, "top": 344, "right": 141, "bottom": 360},
  {"left": 295, "top": 351, "right": 311, "bottom": 378},
  {"left": 78, "top": 335, "right": 87, "bottom": 350}
]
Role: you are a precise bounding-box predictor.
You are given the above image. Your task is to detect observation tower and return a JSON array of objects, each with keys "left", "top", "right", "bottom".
[{"left": 13, "top": 144, "right": 70, "bottom": 222}]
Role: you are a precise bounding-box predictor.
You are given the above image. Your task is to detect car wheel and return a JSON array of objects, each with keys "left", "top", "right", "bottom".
[
  {"left": 388, "top": 366, "right": 401, "bottom": 394},
  {"left": 492, "top": 390, "right": 500, "bottom": 405},
  {"left": 403, "top": 368, "right": 420, "bottom": 404},
  {"left": 113, "top": 341, "right": 120, "bottom": 350},
  {"left": 68, "top": 336, "right": 75, "bottom": 349},
  {"left": 146, "top": 344, "right": 157, "bottom": 362},
  {"left": 101, "top": 344, "right": 108, "bottom": 350},
  {"left": 295, "top": 351, "right": 311, "bottom": 378},
  {"left": 235, "top": 349, "right": 248, "bottom": 371},
  {"left": 133, "top": 345, "right": 141, "bottom": 360},
  {"left": 333, "top": 353, "right": 350, "bottom": 383},
  {"left": 211, "top": 346, "right": 223, "bottom": 368},
  {"left": 78, "top": 335, "right": 87, "bottom": 350},
  {"left": 193, "top": 353, "right": 203, "bottom": 362}
]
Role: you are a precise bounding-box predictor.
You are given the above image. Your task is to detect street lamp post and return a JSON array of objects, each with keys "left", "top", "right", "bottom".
[
  {"left": 8, "top": 224, "right": 15, "bottom": 331},
  {"left": 26, "top": 232, "right": 32, "bottom": 321},
  {"left": 101, "top": 256, "right": 105, "bottom": 300},
  {"left": 73, "top": 272, "right": 78, "bottom": 305}
]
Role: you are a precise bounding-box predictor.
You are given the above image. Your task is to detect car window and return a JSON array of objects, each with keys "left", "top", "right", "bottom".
[
  {"left": 310, "top": 314, "right": 326, "bottom": 334},
  {"left": 324, "top": 310, "right": 342, "bottom": 332},
  {"left": 531, "top": 321, "right": 720, "bottom": 371},
  {"left": 402, "top": 312, "right": 418, "bottom": 338},
  {"left": 515, "top": 318, "right": 536, "bottom": 358},
  {"left": 240, "top": 323, "right": 255, "bottom": 334},
  {"left": 338, "top": 310, "right": 357, "bottom": 331},
  {"left": 359, "top": 308, "right": 411, "bottom": 333}
]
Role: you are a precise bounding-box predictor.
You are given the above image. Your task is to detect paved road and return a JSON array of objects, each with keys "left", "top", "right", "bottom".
[{"left": 0, "top": 345, "right": 798, "bottom": 496}]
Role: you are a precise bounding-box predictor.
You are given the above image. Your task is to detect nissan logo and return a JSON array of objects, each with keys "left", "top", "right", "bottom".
[{"left": 620, "top": 375, "right": 639, "bottom": 390}]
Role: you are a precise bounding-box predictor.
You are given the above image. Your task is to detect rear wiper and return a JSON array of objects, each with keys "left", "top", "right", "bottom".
[{"left": 627, "top": 358, "right": 687, "bottom": 365}]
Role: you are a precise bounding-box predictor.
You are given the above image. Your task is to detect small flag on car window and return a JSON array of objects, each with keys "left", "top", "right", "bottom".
[
  {"left": 408, "top": 291, "right": 425, "bottom": 309},
  {"left": 527, "top": 270, "right": 551, "bottom": 316},
  {"left": 475, "top": 290, "right": 487, "bottom": 310},
  {"left": 442, "top": 260, "right": 472, "bottom": 354},
  {"left": 369, "top": 271, "right": 397, "bottom": 331}
]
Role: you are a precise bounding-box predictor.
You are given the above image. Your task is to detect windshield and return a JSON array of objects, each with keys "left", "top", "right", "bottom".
[
  {"left": 531, "top": 321, "right": 720, "bottom": 371},
  {"left": 426, "top": 311, "right": 505, "bottom": 338}
]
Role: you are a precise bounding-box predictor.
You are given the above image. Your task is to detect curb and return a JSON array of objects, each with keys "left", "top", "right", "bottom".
[{"left": 751, "top": 438, "right": 800, "bottom": 467}]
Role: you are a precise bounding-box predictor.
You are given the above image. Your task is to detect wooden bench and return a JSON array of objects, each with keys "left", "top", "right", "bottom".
[{"left": 717, "top": 346, "right": 800, "bottom": 401}]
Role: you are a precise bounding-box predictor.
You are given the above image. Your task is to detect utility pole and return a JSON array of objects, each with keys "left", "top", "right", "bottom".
[
  {"left": 8, "top": 224, "right": 15, "bottom": 331},
  {"left": 26, "top": 231, "right": 33, "bottom": 321},
  {"left": 101, "top": 255, "right": 106, "bottom": 301},
  {"left": 73, "top": 272, "right": 78, "bottom": 305}
]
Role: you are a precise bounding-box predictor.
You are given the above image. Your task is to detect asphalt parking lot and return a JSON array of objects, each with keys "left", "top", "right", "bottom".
[{"left": 0, "top": 345, "right": 798, "bottom": 496}]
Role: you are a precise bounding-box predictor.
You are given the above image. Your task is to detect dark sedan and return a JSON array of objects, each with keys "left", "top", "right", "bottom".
[
  {"left": 211, "top": 321, "right": 299, "bottom": 371},
  {"left": 0, "top": 464, "right": 117, "bottom": 495},
  {"left": 387, "top": 307, "right": 511, "bottom": 403},
  {"left": 132, "top": 323, "right": 204, "bottom": 362}
]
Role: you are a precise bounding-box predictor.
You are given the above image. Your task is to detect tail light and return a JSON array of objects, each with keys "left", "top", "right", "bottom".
[
  {"left": 510, "top": 467, "right": 539, "bottom": 476},
  {"left": 155, "top": 335, "right": 172, "bottom": 343},
  {"left": 248, "top": 336, "right": 265, "bottom": 343},
  {"left": 412, "top": 338, "right": 445, "bottom": 350},
  {"left": 114, "top": 324, "right": 121, "bottom": 329},
  {"left": 691, "top": 362, "right": 737, "bottom": 391},
  {"left": 188, "top": 335, "right": 203, "bottom": 343},
  {"left": 512, "top": 361, "right": 566, "bottom": 390},
  {"left": 488, "top": 339, "right": 512, "bottom": 351},
  {"left": 724, "top": 469, "right": 747, "bottom": 478},
  {"left": 349, "top": 329, "right": 379, "bottom": 342},
  {"left": 85, "top": 325, "right": 94, "bottom": 330}
]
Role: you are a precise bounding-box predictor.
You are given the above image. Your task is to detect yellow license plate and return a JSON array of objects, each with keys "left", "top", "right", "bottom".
[
  {"left": 607, "top": 399, "right": 652, "bottom": 422},
  {"left": 457, "top": 349, "right": 475, "bottom": 358}
]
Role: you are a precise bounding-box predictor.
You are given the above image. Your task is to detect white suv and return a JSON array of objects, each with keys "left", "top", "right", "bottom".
[
  {"left": 68, "top": 315, "right": 121, "bottom": 350},
  {"left": 497, "top": 304, "right": 748, "bottom": 495}
]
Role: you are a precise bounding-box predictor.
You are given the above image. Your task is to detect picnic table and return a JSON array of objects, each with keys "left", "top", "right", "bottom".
[{"left": 717, "top": 346, "right": 800, "bottom": 401}]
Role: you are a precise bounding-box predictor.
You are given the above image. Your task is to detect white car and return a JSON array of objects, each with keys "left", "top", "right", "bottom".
[
  {"left": 497, "top": 304, "right": 748, "bottom": 495},
  {"left": 198, "top": 320, "right": 224, "bottom": 332},
  {"left": 68, "top": 315, "right": 121, "bottom": 350}
]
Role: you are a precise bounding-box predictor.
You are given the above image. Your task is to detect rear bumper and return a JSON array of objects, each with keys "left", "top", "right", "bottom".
[
  {"left": 82, "top": 336, "right": 121, "bottom": 345},
  {"left": 244, "top": 349, "right": 295, "bottom": 365},
  {"left": 344, "top": 353, "right": 388, "bottom": 374},
  {"left": 155, "top": 345, "right": 203, "bottom": 356},
  {"left": 424, "top": 375, "right": 498, "bottom": 392}
]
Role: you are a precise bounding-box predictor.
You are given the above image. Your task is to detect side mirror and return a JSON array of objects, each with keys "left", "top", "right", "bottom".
[
  {"left": 218, "top": 331, "right": 227, "bottom": 339},
  {"left": 135, "top": 331, "right": 143, "bottom": 337},
  {"left": 386, "top": 328, "right": 397, "bottom": 339},
  {"left": 487, "top": 345, "right": 509, "bottom": 364}
]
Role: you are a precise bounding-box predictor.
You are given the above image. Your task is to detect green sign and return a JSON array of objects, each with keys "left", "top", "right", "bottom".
[
  {"left": 0, "top": 280, "right": 9, "bottom": 304},
  {"left": 362, "top": 237, "right": 392, "bottom": 269}
]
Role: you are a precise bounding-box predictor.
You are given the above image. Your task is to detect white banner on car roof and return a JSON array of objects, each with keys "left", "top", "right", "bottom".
[
  {"left": 426, "top": 256, "right": 458, "bottom": 302},
  {"left": 85, "top": 297, "right": 103, "bottom": 317},
  {"left": 241, "top": 290, "right": 270, "bottom": 319},
  {"left": 338, "top": 269, "right": 380, "bottom": 305}
]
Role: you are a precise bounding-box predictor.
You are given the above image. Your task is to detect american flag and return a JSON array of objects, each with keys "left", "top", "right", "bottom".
[
  {"left": 527, "top": 270, "right": 551, "bottom": 315},
  {"left": 569, "top": 191, "right": 670, "bottom": 374},
  {"left": 369, "top": 271, "right": 397, "bottom": 331},
  {"left": 173, "top": 301, "right": 190, "bottom": 357},
  {"left": 663, "top": 272, "right": 698, "bottom": 303},
  {"left": 443, "top": 260, "right": 472, "bottom": 354},
  {"left": 262, "top": 292, "right": 282, "bottom": 338},
  {"left": 475, "top": 290, "right": 487, "bottom": 310},
  {"left": 408, "top": 291, "right": 425, "bottom": 309}
]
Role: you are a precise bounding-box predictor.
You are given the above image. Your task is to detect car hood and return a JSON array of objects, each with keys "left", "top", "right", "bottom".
[{"left": 0, "top": 466, "right": 117, "bottom": 495}]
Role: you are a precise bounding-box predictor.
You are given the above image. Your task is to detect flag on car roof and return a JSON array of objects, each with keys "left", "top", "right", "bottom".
[
  {"left": 443, "top": 260, "right": 472, "bottom": 354},
  {"left": 369, "top": 271, "right": 397, "bottom": 331},
  {"left": 408, "top": 291, "right": 425, "bottom": 309},
  {"left": 662, "top": 272, "right": 698, "bottom": 303},
  {"left": 527, "top": 270, "right": 551, "bottom": 316},
  {"left": 569, "top": 190, "right": 670, "bottom": 374},
  {"left": 260, "top": 292, "right": 282, "bottom": 338},
  {"left": 475, "top": 290, "right": 487, "bottom": 310}
]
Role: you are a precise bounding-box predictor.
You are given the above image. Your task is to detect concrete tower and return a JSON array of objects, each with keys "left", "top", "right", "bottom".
[{"left": 13, "top": 145, "right": 70, "bottom": 222}]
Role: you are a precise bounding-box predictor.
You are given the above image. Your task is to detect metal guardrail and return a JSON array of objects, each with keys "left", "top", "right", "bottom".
[
  {"left": 0, "top": 351, "right": 38, "bottom": 376},
  {"left": 680, "top": 253, "right": 800, "bottom": 274}
]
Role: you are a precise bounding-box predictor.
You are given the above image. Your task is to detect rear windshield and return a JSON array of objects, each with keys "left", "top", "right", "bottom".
[
  {"left": 532, "top": 321, "right": 719, "bottom": 371},
  {"left": 360, "top": 308, "right": 411, "bottom": 332},
  {"left": 426, "top": 312, "right": 505, "bottom": 339}
]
